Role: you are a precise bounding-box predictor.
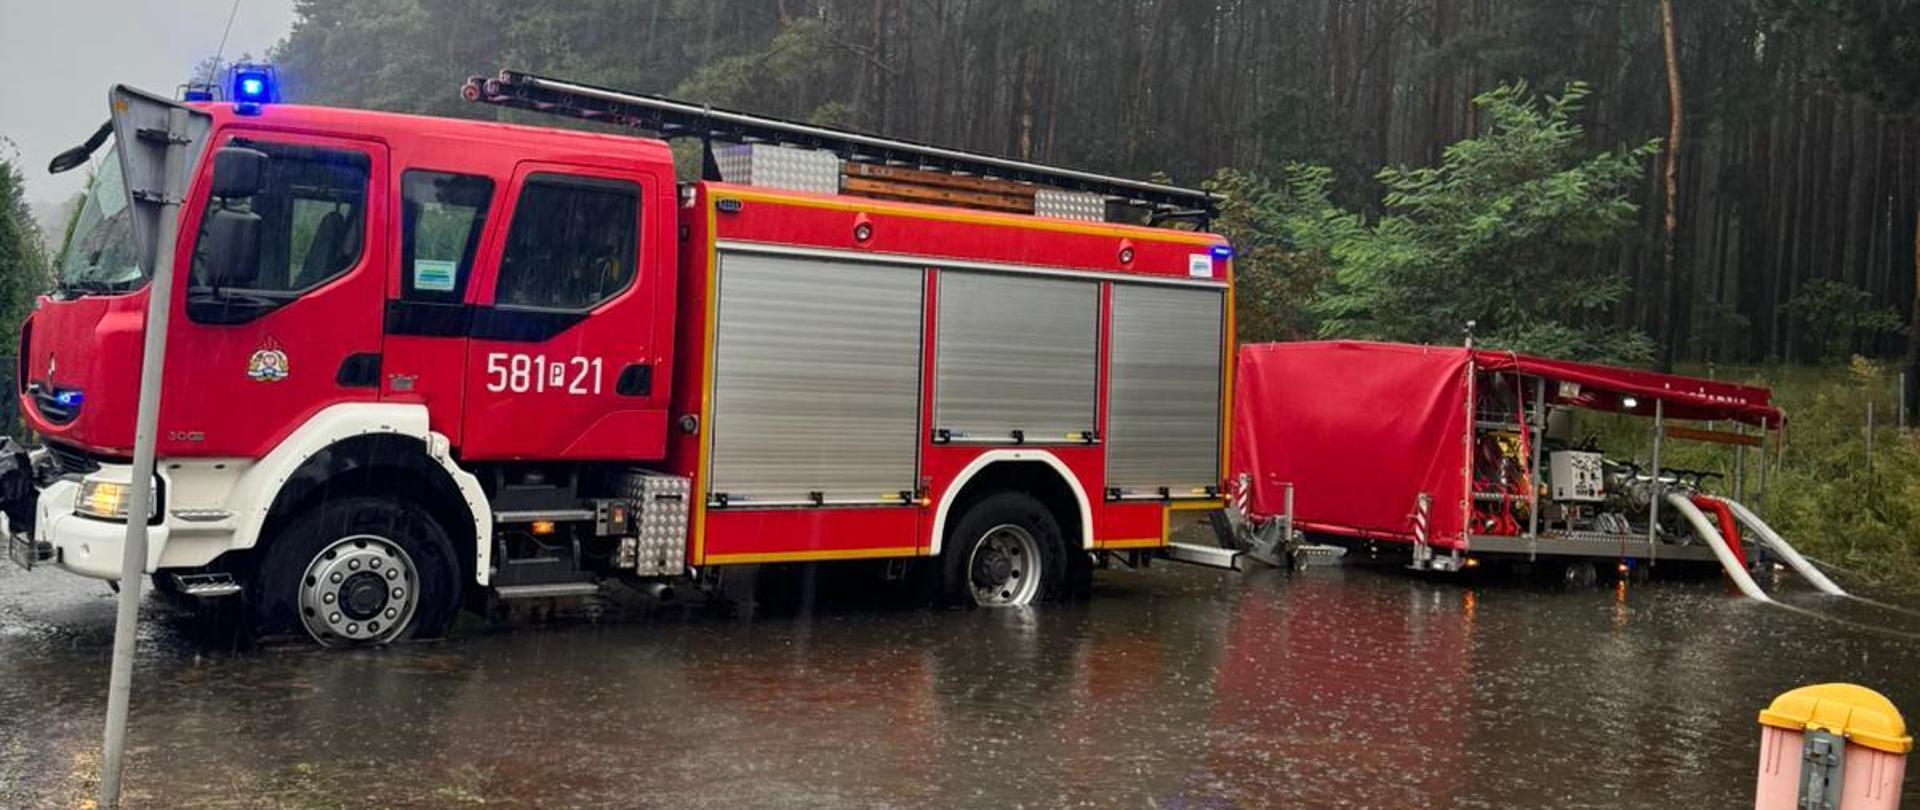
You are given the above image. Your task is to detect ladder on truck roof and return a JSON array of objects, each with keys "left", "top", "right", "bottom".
[{"left": 461, "top": 70, "right": 1217, "bottom": 225}]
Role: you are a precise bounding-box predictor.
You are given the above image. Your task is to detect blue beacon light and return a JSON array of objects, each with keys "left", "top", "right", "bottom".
[
  {"left": 229, "top": 64, "right": 278, "bottom": 114},
  {"left": 1210, "top": 244, "right": 1235, "bottom": 261}
]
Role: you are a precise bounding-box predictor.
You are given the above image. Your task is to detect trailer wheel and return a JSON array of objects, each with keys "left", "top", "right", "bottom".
[
  {"left": 941, "top": 492, "right": 1068, "bottom": 608},
  {"left": 1560, "top": 560, "right": 1598, "bottom": 587},
  {"left": 248, "top": 496, "right": 459, "bottom": 647}
]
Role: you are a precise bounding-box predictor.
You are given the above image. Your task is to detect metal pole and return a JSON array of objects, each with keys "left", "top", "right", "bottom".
[
  {"left": 1648, "top": 399, "right": 1663, "bottom": 564},
  {"left": 1527, "top": 378, "right": 1544, "bottom": 560},
  {"left": 1733, "top": 438, "right": 1745, "bottom": 502},
  {"left": 1755, "top": 417, "right": 1769, "bottom": 518},
  {"left": 1282, "top": 483, "right": 1295, "bottom": 542},
  {"left": 99, "top": 105, "right": 188, "bottom": 809}
]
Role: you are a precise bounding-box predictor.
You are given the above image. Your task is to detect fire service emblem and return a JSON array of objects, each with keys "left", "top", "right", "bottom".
[{"left": 247, "top": 337, "right": 290, "bottom": 383}]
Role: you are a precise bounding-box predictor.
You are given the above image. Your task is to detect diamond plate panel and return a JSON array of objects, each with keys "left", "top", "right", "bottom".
[
  {"left": 617, "top": 471, "right": 690, "bottom": 577},
  {"left": 714, "top": 143, "right": 843, "bottom": 194},
  {"left": 1033, "top": 189, "right": 1105, "bottom": 222}
]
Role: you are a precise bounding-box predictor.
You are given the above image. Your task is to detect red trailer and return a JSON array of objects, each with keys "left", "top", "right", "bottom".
[{"left": 1228, "top": 341, "right": 1786, "bottom": 577}]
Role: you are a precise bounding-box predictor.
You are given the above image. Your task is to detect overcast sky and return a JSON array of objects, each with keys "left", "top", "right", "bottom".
[{"left": 0, "top": 0, "right": 296, "bottom": 205}]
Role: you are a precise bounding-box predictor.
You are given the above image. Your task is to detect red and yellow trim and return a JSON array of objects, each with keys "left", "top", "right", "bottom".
[
  {"left": 691, "top": 197, "right": 720, "bottom": 566},
  {"left": 1095, "top": 499, "right": 1224, "bottom": 550},
  {"left": 1219, "top": 266, "right": 1236, "bottom": 486},
  {"left": 714, "top": 185, "right": 1223, "bottom": 247},
  {"left": 703, "top": 546, "right": 923, "bottom": 565}
]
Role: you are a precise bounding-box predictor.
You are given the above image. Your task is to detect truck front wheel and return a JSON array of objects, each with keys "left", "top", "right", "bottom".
[
  {"left": 941, "top": 492, "right": 1069, "bottom": 608},
  {"left": 248, "top": 496, "right": 459, "bottom": 647}
]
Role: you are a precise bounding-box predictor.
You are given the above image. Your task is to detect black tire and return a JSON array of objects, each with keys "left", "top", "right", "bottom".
[
  {"left": 246, "top": 496, "right": 460, "bottom": 647},
  {"left": 938, "top": 492, "right": 1070, "bottom": 608},
  {"left": 1560, "top": 560, "right": 1599, "bottom": 588}
]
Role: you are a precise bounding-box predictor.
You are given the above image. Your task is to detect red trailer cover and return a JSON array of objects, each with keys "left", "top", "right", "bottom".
[{"left": 1229, "top": 341, "right": 1781, "bottom": 550}]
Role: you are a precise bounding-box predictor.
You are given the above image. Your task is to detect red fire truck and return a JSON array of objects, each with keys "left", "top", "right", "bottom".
[{"left": 7, "top": 70, "right": 1234, "bottom": 647}]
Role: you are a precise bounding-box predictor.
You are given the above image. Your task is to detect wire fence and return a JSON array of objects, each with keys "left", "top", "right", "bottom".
[{"left": 1861, "top": 370, "right": 1909, "bottom": 471}]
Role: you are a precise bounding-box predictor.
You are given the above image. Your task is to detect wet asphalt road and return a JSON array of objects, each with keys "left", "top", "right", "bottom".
[{"left": 2, "top": 528, "right": 1918, "bottom": 809}]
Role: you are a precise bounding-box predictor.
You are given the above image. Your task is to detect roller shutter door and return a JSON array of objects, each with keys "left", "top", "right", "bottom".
[
  {"left": 1106, "top": 284, "right": 1225, "bottom": 496},
  {"left": 707, "top": 252, "right": 924, "bottom": 504},
  {"left": 934, "top": 271, "right": 1098, "bottom": 443}
]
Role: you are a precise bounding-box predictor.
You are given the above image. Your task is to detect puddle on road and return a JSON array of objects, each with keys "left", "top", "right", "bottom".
[{"left": 2, "top": 544, "right": 1916, "bottom": 809}]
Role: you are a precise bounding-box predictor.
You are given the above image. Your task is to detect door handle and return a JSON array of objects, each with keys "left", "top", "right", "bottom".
[{"left": 615, "top": 363, "right": 651, "bottom": 397}]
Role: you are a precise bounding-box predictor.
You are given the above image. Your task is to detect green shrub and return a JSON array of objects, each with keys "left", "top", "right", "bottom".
[{"left": 1588, "top": 359, "right": 1920, "bottom": 592}]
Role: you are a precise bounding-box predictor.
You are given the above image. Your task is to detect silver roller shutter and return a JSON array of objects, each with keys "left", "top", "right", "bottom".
[
  {"left": 708, "top": 252, "right": 924, "bottom": 504},
  {"left": 1106, "top": 284, "right": 1225, "bottom": 496},
  {"left": 934, "top": 272, "right": 1098, "bottom": 443}
]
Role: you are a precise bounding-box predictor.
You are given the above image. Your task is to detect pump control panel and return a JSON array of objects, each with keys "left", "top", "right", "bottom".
[{"left": 1550, "top": 451, "right": 1606, "bottom": 502}]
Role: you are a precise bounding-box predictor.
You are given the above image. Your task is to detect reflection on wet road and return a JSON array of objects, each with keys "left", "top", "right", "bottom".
[{"left": 3, "top": 536, "right": 1917, "bottom": 808}]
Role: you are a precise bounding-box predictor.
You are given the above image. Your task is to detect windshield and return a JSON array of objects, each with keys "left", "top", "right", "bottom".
[{"left": 56, "top": 144, "right": 146, "bottom": 294}]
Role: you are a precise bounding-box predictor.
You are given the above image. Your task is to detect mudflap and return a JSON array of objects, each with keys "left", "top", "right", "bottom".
[{"left": 0, "top": 437, "right": 35, "bottom": 537}]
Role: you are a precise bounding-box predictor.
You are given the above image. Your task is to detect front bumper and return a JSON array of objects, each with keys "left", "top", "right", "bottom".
[{"left": 8, "top": 477, "right": 174, "bottom": 580}]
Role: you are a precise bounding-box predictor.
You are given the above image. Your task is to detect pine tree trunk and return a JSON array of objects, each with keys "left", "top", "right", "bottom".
[
  {"left": 1906, "top": 206, "right": 1920, "bottom": 425},
  {"left": 1658, "top": 0, "right": 1684, "bottom": 371}
]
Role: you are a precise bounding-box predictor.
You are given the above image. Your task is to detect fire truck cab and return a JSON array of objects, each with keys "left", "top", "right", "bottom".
[{"left": 9, "top": 72, "right": 1233, "bottom": 647}]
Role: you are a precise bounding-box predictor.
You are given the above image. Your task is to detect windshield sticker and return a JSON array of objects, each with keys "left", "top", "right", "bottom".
[{"left": 413, "top": 259, "right": 457, "bottom": 292}]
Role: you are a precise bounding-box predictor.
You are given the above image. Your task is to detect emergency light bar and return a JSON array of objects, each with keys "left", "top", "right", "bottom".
[{"left": 462, "top": 70, "right": 1217, "bottom": 220}]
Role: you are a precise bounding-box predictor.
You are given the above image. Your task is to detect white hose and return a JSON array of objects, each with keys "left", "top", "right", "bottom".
[
  {"left": 1707, "top": 496, "right": 1847, "bottom": 596},
  {"left": 1665, "top": 493, "right": 1772, "bottom": 602}
]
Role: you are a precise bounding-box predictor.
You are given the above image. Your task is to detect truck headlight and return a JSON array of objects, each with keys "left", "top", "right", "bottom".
[{"left": 75, "top": 476, "right": 157, "bottom": 521}]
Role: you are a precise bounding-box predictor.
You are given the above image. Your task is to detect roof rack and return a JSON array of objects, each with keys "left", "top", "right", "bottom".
[{"left": 461, "top": 70, "right": 1216, "bottom": 220}]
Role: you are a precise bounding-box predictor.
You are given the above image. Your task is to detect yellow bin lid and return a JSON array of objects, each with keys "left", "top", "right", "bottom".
[{"left": 1759, "top": 683, "right": 1913, "bottom": 754}]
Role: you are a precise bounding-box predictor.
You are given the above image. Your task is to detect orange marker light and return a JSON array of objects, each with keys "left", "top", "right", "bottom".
[{"left": 531, "top": 520, "right": 557, "bottom": 536}]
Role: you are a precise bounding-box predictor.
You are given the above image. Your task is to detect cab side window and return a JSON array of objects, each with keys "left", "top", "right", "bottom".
[
  {"left": 494, "top": 174, "right": 639, "bottom": 311},
  {"left": 191, "top": 140, "right": 369, "bottom": 292},
  {"left": 401, "top": 171, "right": 494, "bottom": 304}
]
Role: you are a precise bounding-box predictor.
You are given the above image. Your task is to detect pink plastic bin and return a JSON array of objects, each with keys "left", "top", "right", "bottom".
[{"left": 1754, "top": 684, "right": 1910, "bottom": 810}]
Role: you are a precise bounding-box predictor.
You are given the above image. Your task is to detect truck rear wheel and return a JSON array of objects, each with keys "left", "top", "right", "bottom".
[
  {"left": 940, "top": 492, "right": 1068, "bottom": 608},
  {"left": 248, "top": 496, "right": 459, "bottom": 647}
]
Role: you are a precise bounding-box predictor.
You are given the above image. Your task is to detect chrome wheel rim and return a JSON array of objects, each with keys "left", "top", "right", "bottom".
[
  {"left": 967, "top": 523, "right": 1042, "bottom": 607},
  {"left": 298, "top": 534, "right": 419, "bottom": 646}
]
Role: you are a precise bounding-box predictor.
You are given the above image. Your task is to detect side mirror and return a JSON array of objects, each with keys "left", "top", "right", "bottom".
[
  {"left": 48, "top": 121, "right": 113, "bottom": 175},
  {"left": 202, "top": 208, "right": 261, "bottom": 288},
  {"left": 210, "top": 146, "right": 268, "bottom": 199}
]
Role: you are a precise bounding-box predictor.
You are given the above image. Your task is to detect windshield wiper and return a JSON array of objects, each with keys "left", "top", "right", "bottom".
[{"left": 55, "top": 274, "right": 135, "bottom": 298}]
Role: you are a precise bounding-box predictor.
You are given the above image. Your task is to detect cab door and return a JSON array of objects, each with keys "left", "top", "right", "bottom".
[
  {"left": 158, "top": 133, "right": 387, "bottom": 458},
  {"left": 378, "top": 169, "right": 500, "bottom": 438},
  {"left": 459, "top": 161, "right": 673, "bottom": 461}
]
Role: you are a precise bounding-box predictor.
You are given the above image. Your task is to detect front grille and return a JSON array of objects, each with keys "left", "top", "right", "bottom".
[{"left": 44, "top": 442, "right": 100, "bottom": 476}]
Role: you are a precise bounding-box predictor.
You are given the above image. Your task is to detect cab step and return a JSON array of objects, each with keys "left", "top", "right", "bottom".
[{"left": 169, "top": 571, "right": 242, "bottom": 598}]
